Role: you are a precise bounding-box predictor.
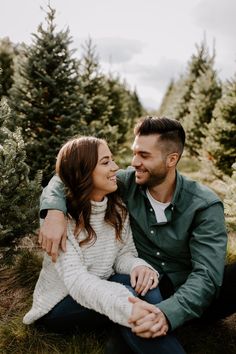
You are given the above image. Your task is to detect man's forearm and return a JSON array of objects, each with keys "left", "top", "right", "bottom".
[
  {"left": 158, "top": 203, "right": 227, "bottom": 330},
  {"left": 39, "top": 175, "right": 67, "bottom": 261},
  {"left": 40, "top": 175, "right": 67, "bottom": 216}
]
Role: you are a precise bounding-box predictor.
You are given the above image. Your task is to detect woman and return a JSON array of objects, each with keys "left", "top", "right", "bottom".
[{"left": 23, "top": 136, "right": 161, "bottom": 335}]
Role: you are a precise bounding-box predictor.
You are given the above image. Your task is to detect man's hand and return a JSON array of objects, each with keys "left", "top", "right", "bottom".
[
  {"left": 128, "top": 297, "right": 169, "bottom": 338},
  {"left": 131, "top": 265, "right": 159, "bottom": 296},
  {"left": 38, "top": 210, "right": 67, "bottom": 262}
]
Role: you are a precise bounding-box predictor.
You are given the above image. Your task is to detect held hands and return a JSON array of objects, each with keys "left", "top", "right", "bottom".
[
  {"left": 38, "top": 210, "right": 67, "bottom": 262},
  {"left": 128, "top": 297, "right": 169, "bottom": 338},
  {"left": 130, "top": 265, "right": 159, "bottom": 296}
]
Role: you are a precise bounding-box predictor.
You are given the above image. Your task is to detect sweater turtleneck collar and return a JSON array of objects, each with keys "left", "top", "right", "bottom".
[{"left": 91, "top": 196, "right": 108, "bottom": 215}]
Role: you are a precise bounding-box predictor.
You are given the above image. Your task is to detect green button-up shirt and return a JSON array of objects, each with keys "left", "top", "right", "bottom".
[{"left": 40, "top": 168, "right": 227, "bottom": 330}]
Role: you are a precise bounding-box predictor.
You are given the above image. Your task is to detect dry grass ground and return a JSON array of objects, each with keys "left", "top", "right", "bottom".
[
  {"left": 0, "top": 250, "right": 104, "bottom": 354},
  {"left": 176, "top": 314, "right": 236, "bottom": 354},
  {"left": 1, "top": 157, "right": 236, "bottom": 353},
  {"left": 1, "top": 238, "right": 236, "bottom": 354}
]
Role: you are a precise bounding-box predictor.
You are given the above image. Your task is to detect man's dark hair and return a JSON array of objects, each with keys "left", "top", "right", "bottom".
[{"left": 134, "top": 116, "right": 185, "bottom": 156}]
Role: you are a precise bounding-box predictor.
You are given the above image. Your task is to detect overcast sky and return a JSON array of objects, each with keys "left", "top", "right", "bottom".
[{"left": 1, "top": 0, "right": 236, "bottom": 110}]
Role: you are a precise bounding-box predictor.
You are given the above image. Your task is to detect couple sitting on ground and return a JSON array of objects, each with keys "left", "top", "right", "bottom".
[{"left": 24, "top": 116, "right": 236, "bottom": 354}]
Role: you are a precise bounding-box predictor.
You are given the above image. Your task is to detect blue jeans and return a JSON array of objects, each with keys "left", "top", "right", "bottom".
[
  {"left": 36, "top": 274, "right": 185, "bottom": 354},
  {"left": 111, "top": 274, "right": 186, "bottom": 354}
]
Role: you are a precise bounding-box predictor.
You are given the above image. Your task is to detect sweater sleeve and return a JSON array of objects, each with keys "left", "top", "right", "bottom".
[
  {"left": 53, "top": 230, "right": 134, "bottom": 327},
  {"left": 114, "top": 215, "right": 158, "bottom": 275}
]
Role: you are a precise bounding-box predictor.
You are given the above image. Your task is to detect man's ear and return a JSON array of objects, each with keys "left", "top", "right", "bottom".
[{"left": 166, "top": 153, "right": 179, "bottom": 168}]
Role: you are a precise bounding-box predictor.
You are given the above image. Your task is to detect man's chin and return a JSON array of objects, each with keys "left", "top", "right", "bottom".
[{"left": 135, "top": 176, "right": 147, "bottom": 185}]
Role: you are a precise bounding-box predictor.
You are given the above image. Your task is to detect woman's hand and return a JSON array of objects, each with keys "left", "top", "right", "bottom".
[
  {"left": 130, "top": 265, "right": 159, "bottom": 296},
  {"left": 128, "top": 297, "right": 169, "bottom": 338}
]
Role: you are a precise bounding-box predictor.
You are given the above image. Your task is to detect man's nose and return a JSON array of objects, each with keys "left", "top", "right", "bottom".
[{"left": 132, "top": 155, "right": 141, "bottom": 167}]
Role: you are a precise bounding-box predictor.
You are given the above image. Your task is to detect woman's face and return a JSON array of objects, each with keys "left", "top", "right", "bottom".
[{"left": 90, "top": 143, "right": 119, "bottom": 201}]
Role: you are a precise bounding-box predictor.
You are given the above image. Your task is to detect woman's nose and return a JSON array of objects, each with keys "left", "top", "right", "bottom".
[{"left": 111, "top": 161, "right": 119, "bottom": 171}]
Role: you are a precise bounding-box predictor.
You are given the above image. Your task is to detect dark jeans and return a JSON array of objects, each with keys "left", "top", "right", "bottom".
[
  {"left": 113, "top": 274, "right": 186, "bottom": 354},
  {"left": 202, "top": 262, "right": 236, "bottom": 321},
  {"left": 36, "top": 273, "right": 186, "bottom": 354},
  {"left": 107, "top": 262, "right": 236, "bottom": 354},
  {"left": 35, "top": 262, "right": 236, "bottom": 354}
]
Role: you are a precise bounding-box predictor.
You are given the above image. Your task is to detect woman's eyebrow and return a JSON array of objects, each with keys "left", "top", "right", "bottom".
[{"left": 99, "top": 155, "right": 112, "bottom": 162}]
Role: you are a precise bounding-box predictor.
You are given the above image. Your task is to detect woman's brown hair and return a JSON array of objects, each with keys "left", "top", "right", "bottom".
[{"left": 56, "top": 136, "right": 127, "bottom": 246}]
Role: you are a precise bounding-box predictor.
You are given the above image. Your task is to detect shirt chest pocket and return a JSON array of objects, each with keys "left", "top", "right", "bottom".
[{"left": 156, "top": 228, "right": 190, "bottom": 257}]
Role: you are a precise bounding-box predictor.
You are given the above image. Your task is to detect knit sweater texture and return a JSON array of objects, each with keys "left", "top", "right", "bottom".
[{"left": 23, "top": 197, "right": 154, "bottom": 327}]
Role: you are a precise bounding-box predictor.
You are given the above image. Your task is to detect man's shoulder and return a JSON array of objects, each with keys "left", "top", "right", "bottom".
[
  {"left": 117, "top": 167, "right": 139, "bottom": 200},
  {"left": 117, "top": 167, "right": 136, "bottom": 186},
  {"left": 180, "top": 173, "right": 222, "bottom": 205}
]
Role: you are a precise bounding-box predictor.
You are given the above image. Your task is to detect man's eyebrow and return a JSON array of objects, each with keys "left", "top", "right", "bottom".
[
  {"left": 131, "top": 143, "right": 152, "bottom": 155},
  {"left": 139, "top": 150, "right": 151, "bottom": 154},
  {"left": 132, "top": 148, "right": 152, "bottom": 155}
]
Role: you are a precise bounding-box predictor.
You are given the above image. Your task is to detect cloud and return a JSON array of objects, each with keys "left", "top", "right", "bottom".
[
  {"left": 126, "top": 57, "right": 184, "bottom": 90},
  {"left": 139, "top": 94, "right": 163, "bottom": 111},
  {"left": 193, "top": 0, "right": 236, "bottom": 38},
  {"left": 74, "top": 37, "right": 145, "bottom": 63}
]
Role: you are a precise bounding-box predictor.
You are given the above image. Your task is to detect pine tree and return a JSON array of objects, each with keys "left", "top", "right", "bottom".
[
  {"left": 172, "top": 41, "right": 215, "bottom": 122},
  {"left": 205, "top": 77, "right": 236, "bottom": 175},
  {"left": 78, "top": 40, "right": 143, "bottom": 152},
  {"left": 78, "top": 38, "right": 119, "bottom": 149},
  {"left": 224, "top": 163, "right": 236, "bottom": 232},
  {"left": 9, "top": 6, "right": 87, "bottom": 185},
  {"left": 127, "top": 88, "right": 143, "bottom": 122},
  {"left": 107, "top": 76, "right": 142, "bottom": 145},
  {"left": 158, "top": 40, "right": 222, "bottom": 156},
  {"left": 0, "top": 37, "right": 16, "bottom": 97},
  {"left": 158, "top": 79, "right": 176, "bottom": 117},
  {"left": 0, "top": 97, "right": 41, "bottom": 248},
  {"left": 183, "top": 66, "right": 221, "bottom": 155}
]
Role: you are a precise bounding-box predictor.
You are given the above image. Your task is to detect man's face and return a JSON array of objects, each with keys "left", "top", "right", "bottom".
[{"left": 131, "top": 134, "right": 168, "bottom": 187}]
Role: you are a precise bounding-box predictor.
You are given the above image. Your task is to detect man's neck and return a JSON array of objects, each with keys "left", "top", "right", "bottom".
[{"left": 148, "top": 170, "right": 176, "bottom": 203}]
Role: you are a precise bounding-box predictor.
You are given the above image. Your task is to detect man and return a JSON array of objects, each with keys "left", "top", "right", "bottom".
[{"left": 39, "top": 117, "right": 234, "bottom": 352}]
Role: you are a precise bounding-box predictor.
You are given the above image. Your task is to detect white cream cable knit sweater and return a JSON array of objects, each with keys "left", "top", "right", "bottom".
[{"left": 23, "top": 197, "right": 155, "bottom": 327}]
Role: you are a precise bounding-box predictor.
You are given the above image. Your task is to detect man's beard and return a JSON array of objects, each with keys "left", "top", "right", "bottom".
[{"left": 145, "top": 170, "right": 167, "bottom": 188}]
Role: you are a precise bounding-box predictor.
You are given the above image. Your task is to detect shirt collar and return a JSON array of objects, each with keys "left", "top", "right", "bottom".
[
  {"left": 138, "top": 170, "right": 183, "bottom": 211},
  {"left": 170, "top": 170, "right": 183, "bottom": 209}
]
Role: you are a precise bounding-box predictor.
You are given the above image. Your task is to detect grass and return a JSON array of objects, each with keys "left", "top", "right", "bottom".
[
  {"left": 1, "top": 245, "right": 236, "bottom": 354},
  {"left": 1, "top": 157, "right": 236, "bottom": 353},
  {"left": 1, "top": 319, "right": 104, "bottom": 354},
  {"left": 0, "top": 250, "right": 104, "bottom": 354},
  {"left": 226, "top": 233, "right": 236, "bottom": 264},
  {"left": 176, "top": 315, "right": 236, "bottom": 354}
]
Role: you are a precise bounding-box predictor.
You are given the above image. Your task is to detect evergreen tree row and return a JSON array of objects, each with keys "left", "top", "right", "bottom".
[
  {"left": 0, "top": 97, "right": 41, "bottom": 250},
  {"left": 158, "top": 41, "right": 236, "bottom": 177},
  {"left": 0, "top": 5, "right": 143, "bottom": 250},
  {"left": 0, "top": 6, "right": 143, "bottom": 186}
]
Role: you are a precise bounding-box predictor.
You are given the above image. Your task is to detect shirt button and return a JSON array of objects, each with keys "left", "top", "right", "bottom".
[
  {"left": 150, "top": 230, "right": 154, "bottom": 234},
  {"left": 156, "top": 252, "right": 160, "bottom": 256},
  {"left": 161, "top": 262, "right": 165, "bottom": 266},
  {"left": 150, "top": 208, "right": 153, "bottom": 212}
]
